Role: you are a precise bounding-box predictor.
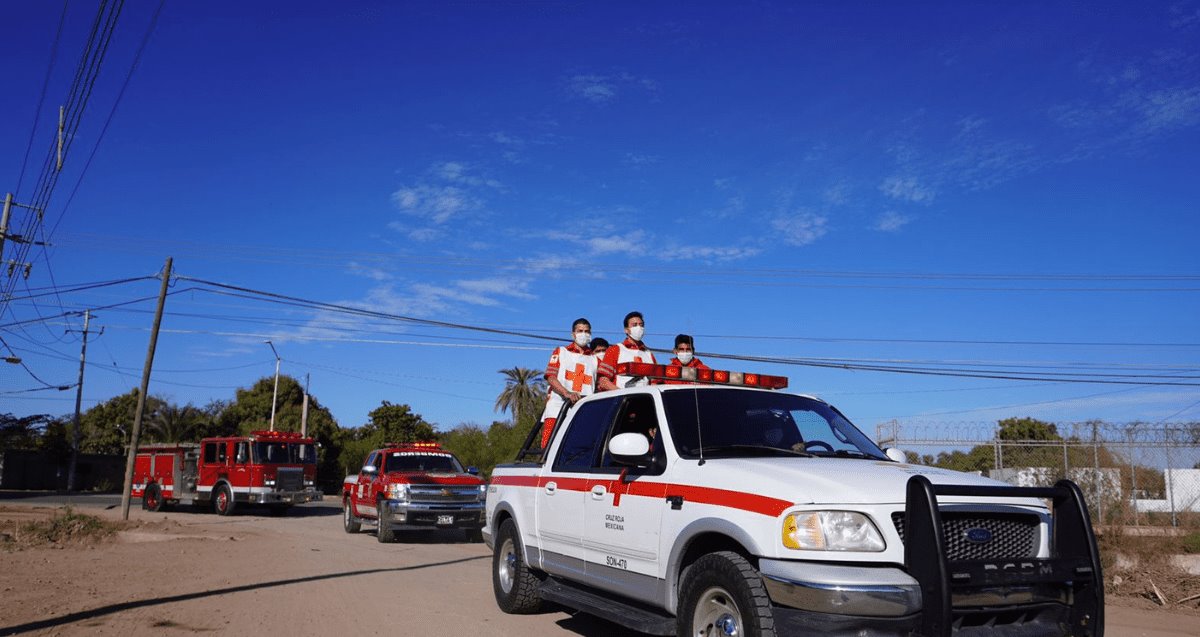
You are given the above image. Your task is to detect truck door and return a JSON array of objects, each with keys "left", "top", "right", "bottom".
[
  {"left": 199, "top": 441, "right": 227, "bottom": 499},
  {"left": 535, "top": 397, "right": 617, "bottom": 579},
  {"left": 582, "top": 393, "right": 668, "bottom": 599},
  {"left": 233, "top": 441, "right": 250, "bottom": 497}
]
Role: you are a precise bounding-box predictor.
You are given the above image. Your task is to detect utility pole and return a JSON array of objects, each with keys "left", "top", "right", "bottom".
[
  {"left": 120, "top": 257, "right": 172, "bottom": 520},
  {"left": 301, "top": 372, "right": 310, "bottom": 437},
  {"left": 265, "top": 340, "right": 281, "bottom": 431},
  {"left": 67, "top": 309, "right": 97, "bottom": 492},
  {"left": 0, "top": 193, "right": 12, "bottom": 259}
]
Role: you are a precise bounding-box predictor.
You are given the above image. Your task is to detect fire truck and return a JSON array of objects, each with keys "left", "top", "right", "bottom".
[
  {"left": 132, "top": 430, "right": 323, "bottom": 515},
  {"left": 342, "top": 442, "right": 486, "bottom": 543}
]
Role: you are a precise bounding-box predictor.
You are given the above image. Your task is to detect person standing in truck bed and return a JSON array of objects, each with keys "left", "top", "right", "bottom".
[{"left": 540, "top": 317, "right": 597, "bottom": 448}]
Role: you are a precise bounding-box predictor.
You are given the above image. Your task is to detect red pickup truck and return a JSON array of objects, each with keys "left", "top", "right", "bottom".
[{"left": 342, "top": 442, "right": 486, "bottom": 543}]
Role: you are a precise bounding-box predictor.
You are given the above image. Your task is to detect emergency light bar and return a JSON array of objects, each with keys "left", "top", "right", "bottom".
[
  {"left": 250, "top": 430, "right": 306, "bottom": 439},
  {"left": 384, "top": 441, "right": 444, "bottom": 450},
  {"left": 617, "top": 362, "right": 788, "bottom": 389}
]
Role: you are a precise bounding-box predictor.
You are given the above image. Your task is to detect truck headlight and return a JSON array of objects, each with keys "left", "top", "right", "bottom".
[
  {"left": 304, "top": 478, "right": 313, "bottom": 486},
  {"left": 386, "top": 484, "right": 408, "bottom": 502},
  {"left": 264, "top": 479, "right": 276, "bottom": 486},
  {"left": 782, "top": 511, "right": 885, "bottom": 552}
]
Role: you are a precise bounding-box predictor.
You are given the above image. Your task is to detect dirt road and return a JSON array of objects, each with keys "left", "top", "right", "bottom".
[{"left": 0, "top": 498, "right": 1196, "bottom": 637}]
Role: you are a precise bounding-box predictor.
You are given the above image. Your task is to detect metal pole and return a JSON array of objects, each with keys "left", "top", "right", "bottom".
[
  {"left": 265, "top": 340, "right": 280, "bottom": 431},
  {"left": 120, "top": 258, "right": 172, "bottom": 520},
  {"left": 0, "top": 193, "right": 12, "bottom": 258},
  {"left": 67, "top": 310, "right": 90, "bottom": 491},
  {"left": 301, "top": 373, "right": 310, "bottom": 437}
]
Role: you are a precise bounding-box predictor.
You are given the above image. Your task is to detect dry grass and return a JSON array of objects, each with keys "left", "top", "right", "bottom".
[
  {"left": 0, "top": 506, "right": 122, "bottom": 550},
  {"left": 1100, "top": 531, "right": 1200, "bottom": 613}
]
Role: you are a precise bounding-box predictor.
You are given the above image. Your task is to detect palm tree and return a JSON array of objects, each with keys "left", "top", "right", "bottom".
[
  {"left": 495, "top": 367, "right": 547, "bottom": 425},
  {"left": 147, "top": 404, "right": 204, "bottom": 442}
]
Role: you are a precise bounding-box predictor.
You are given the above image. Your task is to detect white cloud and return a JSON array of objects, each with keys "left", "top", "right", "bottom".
[
  {"left": 347, "top": 261, "right": 393, "bottom": 281},
  {"left": 586, "top": 231, "right": 648, "bottom": 256},
  {"left": 570, "top": 74, "right": 617, "bottom": 103},
  {"left": 872, "top": 211, "right": 912, "bottom": 232},
  {"left": 822, "top": 182, "right": 850, "bottom": 206},
  {"left": 391, "top": 184, "right": 478, "bottom": 223},
  {"left": 568, "top": 73, "right": 658, "bottom": 104},
  {"left": 879, "top": 176, "right": 936, "bottom": 203},
  {"left": 771, "top": 211, "right": 828, "bottom": 246},
  {"left": 623, "top": 153, "right": 661, "bottom": 167},
  {"left": 660, "top": 244, "right": 763, "bottom": 261},
  {"left": 1132, "top": 85, "right": 1200, "bottom": 135}
]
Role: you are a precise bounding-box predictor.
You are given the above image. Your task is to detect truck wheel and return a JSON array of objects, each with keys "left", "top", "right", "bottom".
[
  {"left": 213, "top": 484, "right": 236, "bottom": 516},
  {"left": 493, "top": 518, "right": 542, "bottom": 614},
  {"left": 343, "top": 499, "right": 361, "bottom": 533},
  {"left": 676, "top": 551, "right": 775, "bottom": 637},
  {"left": 376, "top": 499, "right": 395, "bottom": 543},
  {"left": 142, "top": 483, "right": 164, "bottom": 512},
  {"left": 464, "top": 528, "right": 483, "bottom": 543}
]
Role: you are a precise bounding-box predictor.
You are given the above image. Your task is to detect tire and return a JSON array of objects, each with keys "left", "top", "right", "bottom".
[
  {"left": 464, "top": 527, "right": 483, "bottom": 543},
  {"left": 376, "top": 499, "right": 395, "bottom": 543},
  {"left": 343, "top": 499, "right": 361, "bottom": 533},
  {"left": 142, "top": 483, "right": 164, "bottom": 512},
  {"left": 676, "top": 551, "right": 775, "bottom": 637},
  {"left": 213, "top": 484, "right": 236, "bottom": 516},
  {"left": 492, "top": 518, "right": 542, "bottom": 614}
]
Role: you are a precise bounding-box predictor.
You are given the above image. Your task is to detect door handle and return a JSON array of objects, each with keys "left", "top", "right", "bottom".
[
  {"left": 591, "top": 485, "right": 607, "bottom": 499},
  {"left": 545, "top": 481, "right": 557, "bottom": 495}
]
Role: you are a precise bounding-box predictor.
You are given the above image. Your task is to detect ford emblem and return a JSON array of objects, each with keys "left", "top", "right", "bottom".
[{"left": 964, "top": 528, "right": 993, "bottom": 544}]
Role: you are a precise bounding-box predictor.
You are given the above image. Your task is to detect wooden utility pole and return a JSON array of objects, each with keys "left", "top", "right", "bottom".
[
  {"left": 301, "top": 372, "right": 310, "bottom": 437},
  {"left": 120, "top": 258, "right": 172, "bottom": 520},
  {"left": 67, "top": 309, "right": 93, "bottom": 491}
]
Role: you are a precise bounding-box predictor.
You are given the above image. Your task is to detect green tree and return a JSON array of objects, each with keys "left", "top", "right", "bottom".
[
  {"left": 220, "top": 375, "right": 343, "bottom": 492},
  {"left": 146, "top": 403, "right": 208, "bottom": 443},
  {"left": 494, "top": 367, "right": 546, "bottom": 426},
  {"left": 336, "top": 402, "right": 436, "bottom": 477},
  {"left": 997, "top": 417, "right": 1060, "bottom": 441},
  {"left": 80, "top": 389, "right": 166, "bottom": 454},
  {"left": 0, "top": 412, "right": 52, "bottom": 450},
  {"left": 441, "top": 419, "right": 537, "bottom": 480}
]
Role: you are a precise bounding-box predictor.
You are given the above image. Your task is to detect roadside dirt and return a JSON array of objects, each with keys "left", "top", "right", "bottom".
[{"left": 0, "top": 503, "right": 1197, "bottom": 637}]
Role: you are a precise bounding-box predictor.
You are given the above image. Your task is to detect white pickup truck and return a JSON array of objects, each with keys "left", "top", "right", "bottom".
[{"left": 484, "top": 362, "right": 1103, "bottom": 636}]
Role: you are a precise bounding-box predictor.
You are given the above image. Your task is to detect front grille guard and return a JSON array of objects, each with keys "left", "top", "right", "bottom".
[{"left": 904, "top": 475, "right": 1103, "bottom": 637}]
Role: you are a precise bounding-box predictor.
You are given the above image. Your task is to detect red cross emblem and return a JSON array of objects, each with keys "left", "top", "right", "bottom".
[{"left": 564, "top": 363, "right": 592, "bottom": 392}]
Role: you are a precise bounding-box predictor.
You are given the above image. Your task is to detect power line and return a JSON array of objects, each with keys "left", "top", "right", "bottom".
[{"left": 13, "top": 0, "right": 69, "bottom": 196}]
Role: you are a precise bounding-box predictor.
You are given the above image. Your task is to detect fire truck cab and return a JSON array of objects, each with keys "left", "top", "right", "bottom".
[{"left": 132, "top": 430, "right": 322, "bottom": 515}]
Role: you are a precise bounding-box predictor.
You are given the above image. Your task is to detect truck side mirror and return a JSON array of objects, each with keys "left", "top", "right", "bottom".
[
  {"left": 361, "top": 465, "right": 377, "bottom": 474},
  {"left": 884, "top": 447, "right": 907, "bottom": 463},
  {"left": 467, "top": 466, "right": 480, "bottom": 475},
  {"left": 608, "top": 432, "right": 652, "bottom": 468}
]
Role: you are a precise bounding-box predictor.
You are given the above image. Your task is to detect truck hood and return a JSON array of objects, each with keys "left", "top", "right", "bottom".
[
  {"left": 694, "top": 458, "right": 1022, "bottom": 506},
  {"left": 384, "top": 471, "right": 482, "bottom": 485}
]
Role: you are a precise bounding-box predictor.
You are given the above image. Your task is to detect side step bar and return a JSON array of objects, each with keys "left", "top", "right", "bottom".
[{"left": 540, "top": 577, "right": 675, "bottom": 636}]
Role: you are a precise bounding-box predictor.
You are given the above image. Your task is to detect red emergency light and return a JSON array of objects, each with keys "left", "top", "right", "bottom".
[
  {"left": 616, "top": 362, "right": 788, "bottom": 389},
  {"left": 384, "top": 441, "right": 444, "bottom": 451},
  {"left": 250, "top": 430, "right": 305, "bottom": 440}
]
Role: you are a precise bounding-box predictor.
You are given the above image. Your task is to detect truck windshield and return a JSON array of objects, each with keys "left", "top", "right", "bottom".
[
  {"left": 252, "top": 442, "right": 317, "bottom": 464},
  {"left": 384, "top": 453, "right": 462, "bottom": 473},
  {"left": 660, "top": 389, "right": 887, "bottom": 460}
]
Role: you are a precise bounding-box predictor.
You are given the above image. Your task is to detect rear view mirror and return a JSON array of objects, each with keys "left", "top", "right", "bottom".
[
  {"left": 884, "top": 447, "right": 907, "bottom": 463},
  {"left": 608, "top": 432, "right": 651, "bottom": 467},
  {"left": 361, "top": 465, "right": 377, "bottom": 474}
]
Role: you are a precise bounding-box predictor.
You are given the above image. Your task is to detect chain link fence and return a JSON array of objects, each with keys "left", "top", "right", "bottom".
[{"left": 875, "top": 421, "right": 1200, "bottom": 528}]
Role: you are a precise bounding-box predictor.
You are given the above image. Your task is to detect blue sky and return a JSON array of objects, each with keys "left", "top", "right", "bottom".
[{"left": 2, "top": 1, "right": 1198, "bottom": 436}]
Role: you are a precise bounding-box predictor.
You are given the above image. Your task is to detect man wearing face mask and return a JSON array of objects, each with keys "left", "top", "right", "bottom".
[
  {"left": 665, "top": 333, "right": 710, "bottom": 384},
  {"left": 597, "top": 311, "right": 657, "bottom": 391},
  {"left": 540, "top": 317, "right": 597, "bottom": 448}
]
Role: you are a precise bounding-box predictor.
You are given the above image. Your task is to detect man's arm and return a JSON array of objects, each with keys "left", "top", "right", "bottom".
[{"left": 596, "top": 345, "right": 619, "bottom": 392}]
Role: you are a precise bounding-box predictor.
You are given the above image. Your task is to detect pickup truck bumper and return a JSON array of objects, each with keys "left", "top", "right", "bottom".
[
  {"left": 379, "top": 499, "right": 485, "bottom": 530},
  {"left": 761, "top": 560, "right": 1074, "bottom": 636}
]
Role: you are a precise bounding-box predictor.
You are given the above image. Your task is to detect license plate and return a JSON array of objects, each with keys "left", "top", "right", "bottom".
[{"left": 437, "top": 515, "right": 454, "bottom": 525}]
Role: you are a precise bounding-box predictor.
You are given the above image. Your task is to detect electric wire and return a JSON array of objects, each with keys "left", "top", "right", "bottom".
[{"left": 13, "top": 0, "right": 69, "bottom": 195}]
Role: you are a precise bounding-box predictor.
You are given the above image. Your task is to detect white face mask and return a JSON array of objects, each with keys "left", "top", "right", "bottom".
[
  {"left": 677, "top": 351, "right": 694, "bottom": 364},
  {"left": 628, "top": 326, "right": 645, "bottom": 341},
  {"left": 574, "top": 331, "right": 591, "bottom": 347}
]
